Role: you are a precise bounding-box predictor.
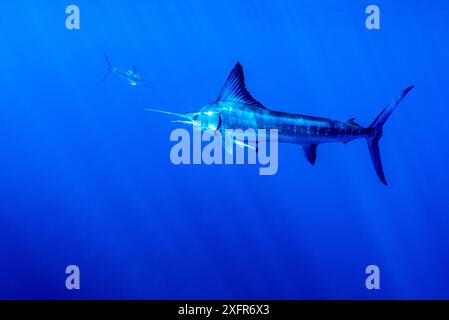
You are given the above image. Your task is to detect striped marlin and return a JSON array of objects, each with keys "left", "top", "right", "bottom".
[
  {"left": 147, "top": 63, "right": 414, "bottom": 184},
  {"left": 102, "top": 52, "right": 150, "bottom": 87}
]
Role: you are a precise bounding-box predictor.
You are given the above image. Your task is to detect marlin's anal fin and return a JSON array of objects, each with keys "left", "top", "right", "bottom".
[
  {"left": 302, "top": 144, "right": 318, "bottom": 165},
  {"left": 217, "top": 62, "right": 267, "bottom": 109}
]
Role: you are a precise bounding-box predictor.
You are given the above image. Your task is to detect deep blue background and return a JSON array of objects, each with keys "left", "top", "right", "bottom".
[{"left": 0, "top": 0, "right": 448, "bottom": 299}]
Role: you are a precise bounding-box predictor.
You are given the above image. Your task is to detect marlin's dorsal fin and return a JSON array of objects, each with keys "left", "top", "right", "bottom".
[
  {"left": 132, "top": 65, "right": 137, "bottom": 73},
  {"left": 217, "top": 62, "right": 267, "bottom": 109}
]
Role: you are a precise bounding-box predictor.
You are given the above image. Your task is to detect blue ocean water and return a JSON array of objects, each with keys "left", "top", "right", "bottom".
[{"left": 0, "top": 0, "right": 448, "bottom": 299}]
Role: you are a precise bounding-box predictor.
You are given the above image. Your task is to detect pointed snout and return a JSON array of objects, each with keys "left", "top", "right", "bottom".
[
  {"left": 172, "top": 112, "right": 201, "bottom": 127},
  {"left": 145, "top": 108, "right": 200, "bottom": 127}
]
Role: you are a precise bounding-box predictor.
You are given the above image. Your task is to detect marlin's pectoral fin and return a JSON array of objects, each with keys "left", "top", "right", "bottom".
[
  {"left": 223, "top": 139, "right": 256, "bottom": 155},
  {"left": 224, "top": 138, "right": 234, "bottom": 155},
  {"left": 235, "top": 140, "right": 257, "bottom": 150},
  {"left": 302, "top": 144, "right": 318, "bottom": 165}
]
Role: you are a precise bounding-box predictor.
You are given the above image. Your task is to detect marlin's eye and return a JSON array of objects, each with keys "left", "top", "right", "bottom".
[{"left": 193, "top": 115, "right": 199, "bottom": 121}]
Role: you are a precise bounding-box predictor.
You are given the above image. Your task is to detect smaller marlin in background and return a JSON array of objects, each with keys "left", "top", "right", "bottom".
[{"left": 102, "top": 52, "right": 151, "bottom": 87}]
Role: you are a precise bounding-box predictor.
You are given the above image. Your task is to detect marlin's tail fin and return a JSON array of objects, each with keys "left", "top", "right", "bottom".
[
  {"left": 366, "top": 86, "right": 414, "bottom": 185},
  {"left": 102, "top": 51, "right": 112, "bottom": 80}
]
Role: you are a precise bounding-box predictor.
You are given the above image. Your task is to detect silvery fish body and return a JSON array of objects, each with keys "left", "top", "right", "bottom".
[
  {"left": 103, "top": 52, "right": 150, "bottom": 87},
  {"left": 148, "top": 63, "right": 414, "bottom": 185},
  {"left": 204, "top": 101, "right": 368, "bottom": 145}
]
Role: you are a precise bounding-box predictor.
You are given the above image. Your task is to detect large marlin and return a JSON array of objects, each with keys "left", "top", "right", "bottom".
[
  {"left": 103, "top": 52, "right": 150, "bottom": 87},
  {"left": 147, "top": 63, "right": 414, "bottom": 184}
]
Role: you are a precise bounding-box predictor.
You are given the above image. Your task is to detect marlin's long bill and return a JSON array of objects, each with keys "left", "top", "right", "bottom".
[
  {"left": 144, "top": 108, "right": 199, "bottom": 126},
  {"left": 144, "top": 108, "right": 191, "bottom": 119}
]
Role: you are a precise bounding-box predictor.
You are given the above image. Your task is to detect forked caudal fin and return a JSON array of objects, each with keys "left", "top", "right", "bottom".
[
  {"left": 102, "top": 51, "right": 113, "bottom": 80},
  {"left": 366, "top": 86, "right": 414, "bottom": 185}
]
